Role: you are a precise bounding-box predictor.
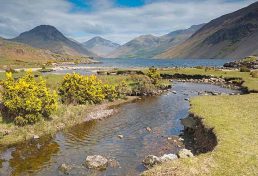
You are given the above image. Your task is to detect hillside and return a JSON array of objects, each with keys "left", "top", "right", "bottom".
[
  {"left": 157, "top": 2, "right": 258, "bottom": 59},
  {"left": 11, "top": 25, "right": 96, "bottom": 57},
  {"left": 0, "top": 37, "right": 56, "bottom": 68},
  {"left": 83, "top": 36, "right": 120, "bottom": 57},
  {"left": 107, "top": 24, "right": 204, "bottom": 59}
]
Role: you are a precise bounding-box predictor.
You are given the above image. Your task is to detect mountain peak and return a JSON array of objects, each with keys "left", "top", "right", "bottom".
[
  {"left": 12, "top": 25, "right": 96, "bottom": 57},
  {"left": 83, "top": 36, "right": 120, "bottom": 57}
]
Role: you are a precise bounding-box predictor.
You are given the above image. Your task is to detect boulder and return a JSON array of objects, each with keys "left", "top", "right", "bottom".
[
  {"left": 160, "top": 154, "right": 178, "bottom": 162},
  {"left": 85, "top": 155, "right": 108, "bottom": 170},
  {"left": 177, "top": 149, "right": 194, "bottom": 158},
  {"left": 142, "top": 155, "right": 161, "bottom": 167}
]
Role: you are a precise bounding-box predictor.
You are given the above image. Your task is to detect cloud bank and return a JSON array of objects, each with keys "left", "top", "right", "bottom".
[{"left": 0, "top": 0, "right": 257, "bottom": 44}]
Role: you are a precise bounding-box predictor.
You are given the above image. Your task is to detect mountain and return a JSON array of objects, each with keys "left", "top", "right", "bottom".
[
  {"left": 157, "top": 2, "right": 258, "bottom": 59},
  {"left": 0, "top": 37, "right": 56, "bottom": 68},
  {"left": 0, "top": 37, "right": 96, "bottom": 69},
  {"left": 83, "top": 36, "right": 120, "bottom": 57},
  {"left": 107, "top": 24, "right": 204, "bottom": 59},
  {"left": 11, "top": 25, "right": 96, "bottom": 57}
]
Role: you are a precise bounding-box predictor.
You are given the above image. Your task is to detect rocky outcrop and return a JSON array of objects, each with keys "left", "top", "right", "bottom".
[{"left": 224, "top": 56, "right": 258, "bottom": 69}]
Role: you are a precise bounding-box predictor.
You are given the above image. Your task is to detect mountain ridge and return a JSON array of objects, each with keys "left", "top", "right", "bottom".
[
  {"left": 157, "top": 2, "right": 258, "bottom": 59},
  {"left": 107, "top": 24, "right": 204, "bottom": 58}
]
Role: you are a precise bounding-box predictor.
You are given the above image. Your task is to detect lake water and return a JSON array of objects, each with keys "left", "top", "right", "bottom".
[
  {"left": 50, "top": 58, "right": 234, "bottom": 75},
  {"left": 0, "top": 82, "right": 238, "bottom": 176}
]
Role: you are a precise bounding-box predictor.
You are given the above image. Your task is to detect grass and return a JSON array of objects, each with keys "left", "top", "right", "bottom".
[
  {"left": 159, "top": 68, "right": 258, "bottom": 92},
  {"left": 143, "top": 94, "right": 258, "bottom": 176}
]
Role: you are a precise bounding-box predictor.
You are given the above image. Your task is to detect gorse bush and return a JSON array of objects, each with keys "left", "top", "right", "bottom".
[
  {"left": 58, "top": 73, "right": 120, "bottom": 104},
  {"left": 0, "top": 71, "right": 58, "bottom": 126},
  {"left": 146, "top": 67, "right": 161, "bottom": 85}
]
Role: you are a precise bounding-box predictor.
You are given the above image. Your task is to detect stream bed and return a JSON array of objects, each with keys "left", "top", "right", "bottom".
[{"left": 0, "top": 82, "right": 238, "bottom": 176}]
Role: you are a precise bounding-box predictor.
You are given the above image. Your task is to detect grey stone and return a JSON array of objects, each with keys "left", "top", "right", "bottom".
[{"left": 85, "top": 155, "right": 108, "bottom": 170}]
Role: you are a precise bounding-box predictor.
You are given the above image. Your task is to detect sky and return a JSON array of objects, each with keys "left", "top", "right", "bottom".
[{"left": 0, "top": 0, "right": 257, "bottom": 44}]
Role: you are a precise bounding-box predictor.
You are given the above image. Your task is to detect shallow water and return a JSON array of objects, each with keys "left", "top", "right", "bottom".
[{"left": 0, "top": 82, "right": 238, "bottom": 176}]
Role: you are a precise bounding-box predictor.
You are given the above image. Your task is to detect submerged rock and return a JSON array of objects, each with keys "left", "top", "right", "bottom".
[
  {"left": 118, "top": 135, "right": 124, "bottom": 139},
  {"left": 146, "top": 127, "right": 152, "bottom": 132},
  {"left": 58, "top": 163, "right": 71, "bottom": 175},
  {"left": 85, "top": 155, "right": 108, "bottom": 170},
  {"left": 177, "top": 149, "right": 194, "bottom": 158},
  {"left": 108, "top": 159, "right": 120, "bottom": 168}
]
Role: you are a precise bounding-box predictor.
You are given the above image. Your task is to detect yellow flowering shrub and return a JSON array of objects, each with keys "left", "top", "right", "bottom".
[
  {"left": 59, "top": 73, "right": 119, "bottom": 104},
  {"left": 0, "top": 71, "right": 58, "bottom": 126},
  {"left": 146, "top": 67, "right": 161, "bottom": 85}
]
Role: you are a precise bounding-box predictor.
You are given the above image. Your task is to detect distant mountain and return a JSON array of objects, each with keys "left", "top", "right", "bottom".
[
  {"left": 11, "top": 25, "right": 96, "bottom": 57},
  {"left": 157, "top": 2, "right": 258, "bottom": 59},
  {"left": 83, "top": 36, "right": 120, "bottom": 57},
  {"left": 107, "top": 24, "right": 204, "bottom": 59}
]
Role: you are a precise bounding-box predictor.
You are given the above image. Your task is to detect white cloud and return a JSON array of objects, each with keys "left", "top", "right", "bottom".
[{"left": 0, "top": 0, "right": 257, "bottom": 44}]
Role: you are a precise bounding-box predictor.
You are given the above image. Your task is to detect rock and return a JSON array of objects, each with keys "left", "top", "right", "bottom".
[
  {"left": 178, "top": 137, "right": 184, "bottom": 141},
  {"left": 118, "top": 135, "right": 124, "bottom": 139},
  {"left": 33, "top": 135, "right": 40, "bottom": 140},
  {"left": 142, "top": 155, "right": 161, "bottom": 167},
  {"left": 181, "top": 116, "right": 197, "bottom": 129},
  {"left": 146, "top": 127, "right": 152, "bottom": 132},
  {"left": 177, "top": 149, "right": 194, "bottom": 158},
  {"left": 172, "top": 91, "right": 177, "bottom": 94},
  {"left": 58, "top": 163, "right": 71, "bottom": 175},
  {"left": 160, "top": 154, "right": 178, "bottom": 162},
  {"left": 85, "top": 155, "right": 108, "bottom": 170},
  {"left": 184, "top": 98, "right": 190, "bottom": 101},
  {"left": 108, "top": 159, "right": 120, "bottom": 168}
]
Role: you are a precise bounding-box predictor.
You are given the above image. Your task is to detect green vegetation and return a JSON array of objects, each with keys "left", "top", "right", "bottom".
[
  {"left": 242, "top": 56, "right": 257, "bottom": 63},
  {"left": 251, "top": 70, "right": 258, "bottom": 78},
  {"left": 159, "top": 67, "right": 258, "bottom": 92},
  {"left": 0, "top": 71, "right": 58, "bottom": 126},
  {"left": 143, "top": 94, "right": 258, "bottom": 176},
  {"left": 240, "top": 66, "right": 250, "bottom": 72},
  {"left": 59, "top": 73, "right": 120, "bottom": 104}
]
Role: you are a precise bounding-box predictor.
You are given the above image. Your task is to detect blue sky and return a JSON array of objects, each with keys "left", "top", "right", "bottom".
[{"left": 0, "top": 0, "right": 257, "bottom": 44}]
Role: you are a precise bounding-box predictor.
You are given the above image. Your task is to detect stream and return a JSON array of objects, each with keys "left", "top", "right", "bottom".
[{"left": 0, "top": 82, "right": 238, "bottom": 176}]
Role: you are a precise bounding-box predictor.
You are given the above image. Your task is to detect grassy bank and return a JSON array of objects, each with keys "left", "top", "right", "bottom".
[
  {"left": 143, "top": 94, "right": 258, "bottom": 176},
  {"left": 159, "top": 68, "right": 258, "bottom": 92}
]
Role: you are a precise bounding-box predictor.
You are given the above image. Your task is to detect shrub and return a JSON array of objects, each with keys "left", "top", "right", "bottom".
[
  {"left": 240, "top": 66, "right": 250, "bottom": 72},
  {"left": 59, "top": 73, "right": 119, "bottom": 104},
  {"left": 0, "top": 71, "right": 58, "bottom": 125},
  {"left": 131, "top": 75, "right": 157, "bottom": 96},
  {"left": 146, "top": 67, "right": 161, "bottom": 85},
  {"left": 251, "top": 71, "right": 258, "bottom": 78},
  {"left": 115, "top": 81, "right": 131, "bottom": 98},
  {"left": 59, "top": 73, "right": 105, "bottom": 104},
  {"left": 102, "top": 84, "right": 118, "bottom": 101}
]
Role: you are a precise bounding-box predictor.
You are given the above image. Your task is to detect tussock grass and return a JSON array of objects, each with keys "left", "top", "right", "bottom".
[{"left": 143, "top": 94, "right": 258, "bottom": 176}]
